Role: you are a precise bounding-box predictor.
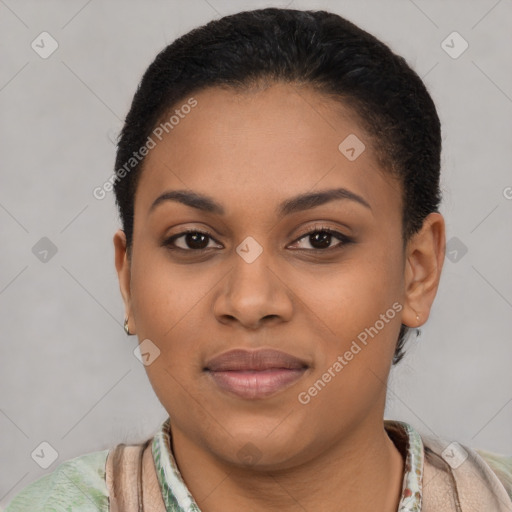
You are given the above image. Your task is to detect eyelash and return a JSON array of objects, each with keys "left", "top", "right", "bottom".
[{"left": 162, "top": 225, "right": 353, "bottom": 253}]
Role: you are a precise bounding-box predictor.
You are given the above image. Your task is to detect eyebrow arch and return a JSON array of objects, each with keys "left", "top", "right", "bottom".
[{"left": 149, "top": 187, "right": 371, "bottom": 216}]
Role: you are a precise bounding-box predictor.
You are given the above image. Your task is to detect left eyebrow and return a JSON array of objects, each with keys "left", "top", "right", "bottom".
[
  {"left": 277, "top": 187, "right": 372, "bottom": 216},
  {"left": 148, "top": 187, "right": 371, "bottom": 216}
]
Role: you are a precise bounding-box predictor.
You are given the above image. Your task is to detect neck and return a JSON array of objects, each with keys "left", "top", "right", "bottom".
[{"left": 170, "top": 416, "right": 405, "bottom": 512}]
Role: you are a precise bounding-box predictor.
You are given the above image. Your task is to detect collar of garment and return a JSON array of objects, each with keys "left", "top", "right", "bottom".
[{"left": 151, "top": 417, "right": 424, "bottom": 512}]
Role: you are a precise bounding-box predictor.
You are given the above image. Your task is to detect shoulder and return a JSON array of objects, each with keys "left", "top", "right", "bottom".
[
  {"left": 5, "top": 449, "right": 110, "bottom": 512},
  {"left": 410, "top": 424, "right": 512, "bottom": 508},
  {"left": 476, "top": 448, "right": 512, "bottom": 501}
]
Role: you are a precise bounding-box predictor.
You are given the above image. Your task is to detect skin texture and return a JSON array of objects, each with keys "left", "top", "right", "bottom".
[{"left": 114, "top": 82, "right": 445, "bottom": 512}]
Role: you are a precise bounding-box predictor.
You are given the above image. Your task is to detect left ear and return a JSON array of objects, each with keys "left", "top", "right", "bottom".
[{"left": 402, "top": 212, "right": 446, "bottom": 327}]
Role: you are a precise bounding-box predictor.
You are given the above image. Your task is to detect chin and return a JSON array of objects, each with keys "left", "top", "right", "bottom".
[{"left": 204, "top": 418, "right": 315, "bottom": 470}]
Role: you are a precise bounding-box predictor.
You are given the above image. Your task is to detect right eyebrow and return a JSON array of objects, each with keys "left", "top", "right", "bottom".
[{"left": 149, "top": 190, "right": 225, "bottom": 215}]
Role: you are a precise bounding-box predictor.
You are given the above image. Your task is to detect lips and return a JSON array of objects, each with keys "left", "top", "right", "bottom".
[{"left": 204, "top": 349, "right": 309, "bottom": 400}]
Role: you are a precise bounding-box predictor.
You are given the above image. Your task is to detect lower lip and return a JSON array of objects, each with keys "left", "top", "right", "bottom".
[{"left": 207, "top": 368, "right": 307, "bottom": 400}]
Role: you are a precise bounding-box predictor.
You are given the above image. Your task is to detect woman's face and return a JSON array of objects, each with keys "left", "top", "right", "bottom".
[{"left": 115, "top": 82, "right": 444, "bottom": 469}]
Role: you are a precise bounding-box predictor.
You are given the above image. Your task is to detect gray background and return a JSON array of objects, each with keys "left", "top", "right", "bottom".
[{"left": 1, "top": 0, "right": 511, "bottom": 507}]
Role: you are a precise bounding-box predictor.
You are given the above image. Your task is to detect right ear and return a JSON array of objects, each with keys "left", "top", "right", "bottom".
[{"left": 113, "top": 229, "right": 134, "bottom": 334}]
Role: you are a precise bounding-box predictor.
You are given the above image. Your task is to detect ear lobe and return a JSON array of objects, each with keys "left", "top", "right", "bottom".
[
  {"left": 402, "top": 213, "right": 446, "bottom": 327},
  {"left": 113, "top": 229, "right": 133, "bottom": 324}
]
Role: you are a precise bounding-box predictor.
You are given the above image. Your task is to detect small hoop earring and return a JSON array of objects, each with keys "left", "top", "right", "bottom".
[{"left": 124, "top": 317, "right": 131, "bottom": 336}]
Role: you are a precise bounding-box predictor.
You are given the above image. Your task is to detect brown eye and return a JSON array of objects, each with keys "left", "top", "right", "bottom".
[
  {"left": 163, "top": 230, "right": 221, "bottom": 251},
  {"left": 290, "top": 227, "right": 353, "bottom": 251}
]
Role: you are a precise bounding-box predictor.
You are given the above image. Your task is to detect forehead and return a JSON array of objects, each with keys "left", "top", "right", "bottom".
[{"left": 134, "top": 83, "right": 401, "bottom": 221}]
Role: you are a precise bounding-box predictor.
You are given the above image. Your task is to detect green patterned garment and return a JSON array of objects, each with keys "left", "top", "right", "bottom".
[{"left": 4, "top": 418, "right": 511, "bottom": 511}]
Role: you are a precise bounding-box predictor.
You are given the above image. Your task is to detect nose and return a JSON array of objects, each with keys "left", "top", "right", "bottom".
[{"left": 212, "top": 244, "right": 294, "bottom": 330}]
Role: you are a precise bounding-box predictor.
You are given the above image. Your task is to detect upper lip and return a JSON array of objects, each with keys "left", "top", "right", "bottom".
[{"left": 204, "top": 348, "right": 309, "bottom": 372}]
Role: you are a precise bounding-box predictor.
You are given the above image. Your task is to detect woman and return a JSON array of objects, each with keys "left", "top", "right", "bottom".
[{"left": 6, "top": 7, "right": 512, "bottom": 512}]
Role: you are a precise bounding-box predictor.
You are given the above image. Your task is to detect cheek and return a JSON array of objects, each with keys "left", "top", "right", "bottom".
[
  {"left": 130, "top": 247, "right": 209, "bottom": 337},
  {"left": 296, "top": 268, "right": 403, "bottom": 426},
  {"left": 129, "top": 256, "right": 206, "bottom": 416},
  {"left": 301, "top": 244, "right": 404, "bottom": 402},
  {"left": 128, "top": 248, "right": 217, "bottom": 382},
  {"left": 311, "top": 246, "right": 403, "bottom": 335},
  {"left": 130, "top": 233, "right": 404, "bottom": 359},
  {"left": 129, "top": 232, "right": 404, "bottom": 402}
]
